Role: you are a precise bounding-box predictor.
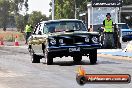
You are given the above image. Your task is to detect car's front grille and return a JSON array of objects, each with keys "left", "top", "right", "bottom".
[
  {"left": 59, "top": 35, "right": 87, "bottom": 46},
  {"left": 63, "top": 38, "right": 74, "bottom": 45},
  {"left": 74, "top": 36, "right": 85, "bottom": 44}
]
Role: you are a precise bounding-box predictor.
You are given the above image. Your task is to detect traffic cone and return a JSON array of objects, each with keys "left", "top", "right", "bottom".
[
  {"left": 14, "top": 35, "right": 19, "bottom": 46},
  {"left": 0, "top": 35, "right": 4, "bottom": 46}
]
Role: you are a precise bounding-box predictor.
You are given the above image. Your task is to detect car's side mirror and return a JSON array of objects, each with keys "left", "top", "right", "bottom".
[{"left": 38, "top": 31, "right": 42, "bottom": 35}]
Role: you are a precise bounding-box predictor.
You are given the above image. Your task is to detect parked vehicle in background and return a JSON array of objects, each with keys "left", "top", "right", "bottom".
[
  {"left": 28, "top": 19, "right": 101, "bottom": 65},
  {"left": 117, "top": 23, "right": 132, "bottom": 42}
]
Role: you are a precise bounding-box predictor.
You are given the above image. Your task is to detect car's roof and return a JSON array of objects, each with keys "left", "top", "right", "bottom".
[
  {"left": 40, "top": 21, "right": 47, "bottom": 24},
  {"left": 46, "top": 19, "right": 82, "bottom": 23}
]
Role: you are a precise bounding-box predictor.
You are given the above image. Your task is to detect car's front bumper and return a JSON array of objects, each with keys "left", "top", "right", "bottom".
[
  {"left": 48, "top": 44, "right": 101, "bottom": 52},
  {"left": 47, "top": 44, "right": 101, "bottom": 57}
]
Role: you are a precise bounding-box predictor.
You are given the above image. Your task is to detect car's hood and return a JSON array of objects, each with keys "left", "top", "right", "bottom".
[
  {"left": 29, "top": 31, "right": 100, "bottom": 45},
  {"left": 47, "top": 31, "right": 99, "bottom": 37}
]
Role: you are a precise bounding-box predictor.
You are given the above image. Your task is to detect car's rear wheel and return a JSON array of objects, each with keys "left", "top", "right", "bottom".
[
  {"left": 30, "top": 48, "right": 40, "bottom": 63},
  {"left": 89, "top": 49, "right": 97, "bottom": 64},
  {"left": 45, "top": 50, "right": 53, "bottom": 65},
  {"left": 31, "top": 54, "right": 40, "bottom": 63},
  {"left": 73, "top": 55, "right": 82, "bottom": 62}
]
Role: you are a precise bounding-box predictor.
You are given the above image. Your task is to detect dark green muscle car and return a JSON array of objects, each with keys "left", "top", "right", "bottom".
[{"left": 28, "top": 19, "right": 101, "bottom": 65}]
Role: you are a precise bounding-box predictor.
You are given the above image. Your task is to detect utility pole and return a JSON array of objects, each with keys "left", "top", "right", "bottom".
[
  {"left": 75, "top": 0, "right": 76, "bottom": 19},
  {"left": 52, "top": 0, "right": 55, "bottom": 20}
]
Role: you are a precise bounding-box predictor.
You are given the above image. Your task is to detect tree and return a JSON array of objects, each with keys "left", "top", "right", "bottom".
[
  {"left": 54, "top": 0, "right": 74, "bottom": 19},
  {"left": 10, "top": 0, "right": 29, "bottom": 32},
  {"left": 123, "top": 0, "right": 132, "bottom": 5},
  {"left": 0, "top": 0, "right": 11, "bottom": 31},
  {"left": 10, "top": 0, "right": 28, "bottom": 15},
  {"left": 0, "top": 0, "right": 28, "bottom": 31},
  {"left": 50, "top": 0, "right": 91, "bottom": 19},
  {"left": 28, "top": 11, "right": 49, "bottom": 27},
  {"left": 15, "top": 14, "right": 29, "bottom": 32}
]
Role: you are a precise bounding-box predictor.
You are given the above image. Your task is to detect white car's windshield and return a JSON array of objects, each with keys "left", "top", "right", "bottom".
[{"left": 43, "top": 21, "right": 87, "bottom": 33}]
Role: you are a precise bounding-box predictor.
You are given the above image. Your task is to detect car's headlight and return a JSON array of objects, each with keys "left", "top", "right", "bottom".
[
  {"left": 50, "top": 38, "right": 56, "bottom": 45},
  {"left": 59, "top": 39, "right": 63, "bottom": 44},
  {"left": 92, "top": 37, "right": 98, "bottom": 43},
  {"left": 85, "top": 37, "right": 89, "bottom": 42}
]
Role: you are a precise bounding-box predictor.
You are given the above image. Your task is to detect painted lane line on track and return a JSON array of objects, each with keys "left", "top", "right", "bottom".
[{"left": 98, "top": 54, "right": 132, "bottom": 61}]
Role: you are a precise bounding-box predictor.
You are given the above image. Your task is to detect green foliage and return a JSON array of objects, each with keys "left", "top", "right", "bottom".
[
  {"left": 10, "top": 0, "right": 26, "bottom": 15},
  {"left": 28, "top": 11, "right": 49, "bottom": 27},
  {"left": 123, "top": 0, "right": 132, "bottom": 5},
  {"left": 0, "top": 0, "right": 10, "bottom": 31},
  {"left": 54, "top": 0, "right": 74, "bottom": 19},
  {"left": 51, "top": 0, "right": 132, "bottom": 19},
  {"left": 15, "top": 14, "right": 29, "bottom": 32},
  {"left": 52, "top": 0, "right": 91, "bottom": 19},
  {"left": 0, "top": 0, "right": 28, "bottom": 31},
  {"left": 11, "top": 0, "right": 29, "bottom": 32}
]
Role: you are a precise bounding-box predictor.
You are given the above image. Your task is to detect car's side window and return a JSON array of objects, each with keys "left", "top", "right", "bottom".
[
  {"left": 35, "top": 24, "right": 41, "bottom": 35},
  {"left": 33, "top": 24, "right": 39, "bottom": 34},
  {"left": 43, "top": 26, "right": 49, "bottom": 34},
  {"left": 38, "top": 24, "right": 43, "bottom": 35}
]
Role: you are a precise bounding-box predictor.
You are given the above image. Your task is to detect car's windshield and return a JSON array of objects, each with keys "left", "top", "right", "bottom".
[
  {"left": 118, "top": 24, "right": 129, "bottom": 29},
  {"left": 43, "top": 21, "right": 87, "bottom": 33}
]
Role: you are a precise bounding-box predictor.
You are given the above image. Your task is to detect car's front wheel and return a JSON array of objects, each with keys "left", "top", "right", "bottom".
[
  {"left": 45, "top": 50, "right": 53, "bottom": 65},
  {"left": 89, "top": 49, "right": 97, "bottom": 64}
]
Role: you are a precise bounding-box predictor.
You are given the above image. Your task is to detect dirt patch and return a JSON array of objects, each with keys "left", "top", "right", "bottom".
[{"left": 0, "top": 31, "right": 25, "bottom": 42}]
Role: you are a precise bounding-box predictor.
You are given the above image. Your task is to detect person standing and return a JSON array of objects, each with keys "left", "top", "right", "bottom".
[
  {"left": 103, "top": 13, "right": 114, "bottom": 48},
  {"left": 88, "top": 25, "right": 93, "bottom": 32},
  {"left": 25, "top": 24, "right": 33, "bottom": 44}
]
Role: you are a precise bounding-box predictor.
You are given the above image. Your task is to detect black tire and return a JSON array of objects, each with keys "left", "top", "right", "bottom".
[
  {"left": 32, "top": 54, "right": 40, "bottom": 63},
  {"left": 30, "top": 48, "right": 40, "bottom": 63},
  {"left": 73, "top": 55, "right": 82, "bottom": 62},
  {"left": 45, "top": 50, "right": 53, "bottom": 65},
  {"left": 89, "top": 49, "right": 97, "bottom": 64},
  {"left": 122, "top": 39, "right": 127, "bottom": 42}
]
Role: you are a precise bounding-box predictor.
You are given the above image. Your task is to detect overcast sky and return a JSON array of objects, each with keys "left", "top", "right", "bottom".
[{"left": 28, "top": 0, "right": 51, "bottom": 17}]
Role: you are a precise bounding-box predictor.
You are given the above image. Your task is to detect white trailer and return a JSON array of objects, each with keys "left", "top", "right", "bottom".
[{"left": 87, "top": 0, "right": 123, "bottom": 49}]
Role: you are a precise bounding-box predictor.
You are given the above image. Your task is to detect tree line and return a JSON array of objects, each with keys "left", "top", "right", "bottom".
[
  {"left": 0, "top": 0, "right": 49, "bottom": 32},
  {"left": 0, "top": 0, "right": 131, "bottom": 32},
  {"left": 51, "top": 0, "right": 132, "bottom": 19}
]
